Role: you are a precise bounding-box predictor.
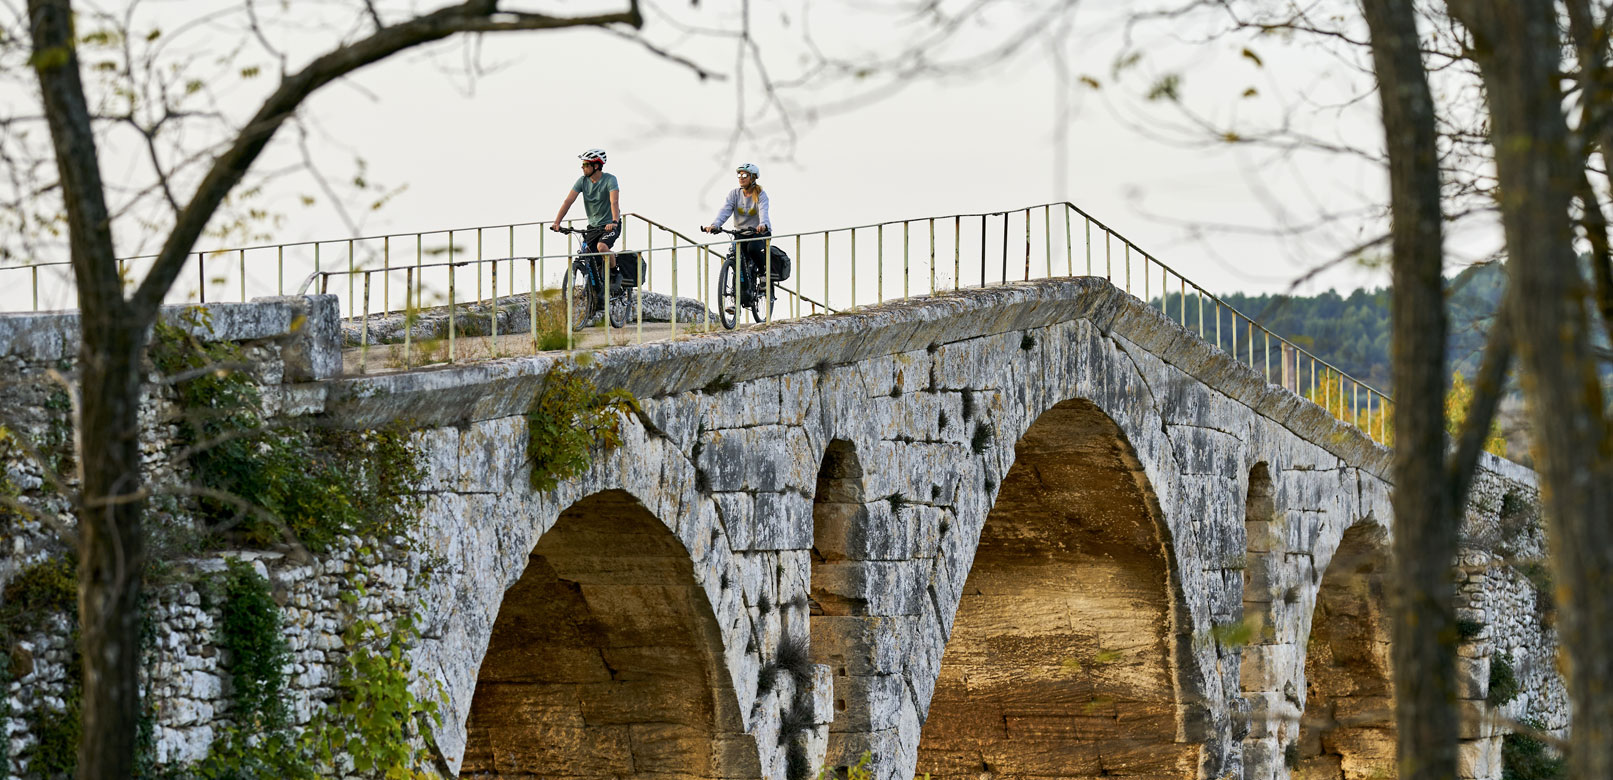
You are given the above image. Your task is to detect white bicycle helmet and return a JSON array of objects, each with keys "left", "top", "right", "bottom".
[
  {"left": 736, "top": 162, "right": 760, "bottom": 178},
  {"left": 579, "top": 148, "right": 607, "bottom": 164}
]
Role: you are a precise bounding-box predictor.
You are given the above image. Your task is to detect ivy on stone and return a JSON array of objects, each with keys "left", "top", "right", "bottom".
[
  {"left": 151, "top": 308, "right": 425, "bottom": 552},
  {"left": 526, "top": 367, "right": 639, "bottom": 492}
]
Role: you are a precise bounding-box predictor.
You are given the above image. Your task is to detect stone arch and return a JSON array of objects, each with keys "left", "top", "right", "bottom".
[
  {"left": 1295, "top": 520, "right": 1395, "bottom": 779},
  {"left": 915, "top": 398, "right": 1200, "bottom": 778},
  {"left": 461, "top": 489, "right": 758, "bottom": 778}
]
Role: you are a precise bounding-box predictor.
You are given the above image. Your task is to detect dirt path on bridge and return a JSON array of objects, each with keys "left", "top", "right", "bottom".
[{"left": 340, "top": 320, "right": 746, "bottom": 375}]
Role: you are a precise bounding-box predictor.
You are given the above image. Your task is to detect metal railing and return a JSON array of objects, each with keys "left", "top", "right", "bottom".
[{"left": 0, "top": 202, "right": 1392, "bottom": 443}]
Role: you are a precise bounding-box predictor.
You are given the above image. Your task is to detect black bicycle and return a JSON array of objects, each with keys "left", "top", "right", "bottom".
[
  {"left": 709, "top": 227, "right": 781, "bottom": 329},
  {"left": 553, "top": 225, "right": 642, "bottom": 330}
]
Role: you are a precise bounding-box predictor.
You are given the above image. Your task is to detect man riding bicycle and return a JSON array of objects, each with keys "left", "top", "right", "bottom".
[{"left": 551, "top": 148, "right": 623, "bottom": 274}]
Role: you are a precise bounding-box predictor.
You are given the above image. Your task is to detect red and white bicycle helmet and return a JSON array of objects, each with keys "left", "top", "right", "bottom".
[
  {"left": 579, "top": 148, "right": 607, "bottom": 164},
  {"left": 736, "top": 162, "right": 760, "bottom": 178}
]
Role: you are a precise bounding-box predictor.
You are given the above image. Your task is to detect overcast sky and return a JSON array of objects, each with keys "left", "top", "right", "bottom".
[{"left": 5, "top": 0, "right": 1435, "bottom": 311}]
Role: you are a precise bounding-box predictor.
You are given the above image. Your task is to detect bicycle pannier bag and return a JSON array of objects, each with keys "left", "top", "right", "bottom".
[
  {"left": 767, "top": 245, "right": 792, "bottom": 281},
  {"left": 613, "top": 251, "right": 646, "bottom": 288}
]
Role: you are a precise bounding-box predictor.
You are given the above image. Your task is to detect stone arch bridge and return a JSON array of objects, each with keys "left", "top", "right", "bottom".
[
  {"left": 0, "top": 275, "right": 1557, "bottom": 780},
  {"left": 306, "top": 277, "right": 1547, "bottom": 780}
]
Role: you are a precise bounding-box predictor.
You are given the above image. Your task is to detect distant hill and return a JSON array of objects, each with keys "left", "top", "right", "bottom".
[{"left": 1174, "top": 262, "right": 1523, "bottom": 391}]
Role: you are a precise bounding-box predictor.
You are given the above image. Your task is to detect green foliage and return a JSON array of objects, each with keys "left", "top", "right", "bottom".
[
  {"left": 2, "top": 556, "right": 77, "bottom": 637},
  {"left": 1502, "top": 720, "right": 1565, "bottom": 780},
  {"left": 1, "top": 556, "right": 81, "bottom": 778},
  {"left": 151, "top": 309, "right": 425, "bottom": 551},
  {"left": 26, "top": 692, "right": 81, "bottom": 779},
  {"left": 526, "top": 368, "right": 638, "bottom": 492},
  {"left": 304, "top": 605, "right": 441, "bottom": 779},
  {"left": 1210, "top": 620, "right": 1256, "bottom": 648},
  {"left": 822, "top": 750, "right": 874, "bottom": 780},
  {"left": 1488, "top": 653, "right": 1521, "bottom": 707},
  {"left": 218, "top": 560, "right": 289, "bottom": 731},
  {"left": 197, "top": 568, "right": 440, "bottom": 779}
]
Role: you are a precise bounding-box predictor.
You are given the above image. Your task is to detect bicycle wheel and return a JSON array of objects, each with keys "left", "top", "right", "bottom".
[
  {"left": 565, "top": 262, "right": 594, "bottom": 331},
  {"left": 607, "top": 287, "right": 627, "bottom": 329},
  {"left": 717, "top": 258, "right": 738, "bottom": 330},
  {"left": 747, "top": 274, "right": 775, "bottom": 324}
]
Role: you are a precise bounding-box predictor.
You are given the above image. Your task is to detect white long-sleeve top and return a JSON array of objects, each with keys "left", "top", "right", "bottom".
[{"left": 710, "top": 188, "right": 771, "bottom": 232}]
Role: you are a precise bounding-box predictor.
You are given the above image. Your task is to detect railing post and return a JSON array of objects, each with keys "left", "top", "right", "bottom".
[
  {"left": 765, "top": 236, "right": 774, "bottom": 323},
  {"left": 903, "top": 221, "right": 910, "bottom": 300},
  {"left": 383, "top": 236, "right": 390, "bottom": 313},
  {"left": 954, "top": 216, "right": 961, "bottom": 290},
  {"left": 347, "top": 239, "right": 355, "bottom": 318},
  {"left": 1044, "top": 204, "right": 1052, "bottom": 278},
  {"left": 928, "top": 218, "right": 936, "bottom": 295},
  {"left": 1180, "top": 276, "right": 1186, "bottom": 327},
  {"left": 851, "top": 229, "right": 858, "bottom": 307},
  {"left": 404, "top": 267, "right": 414, "bottom": 369},
  {"left": 239, "top": 249, "right": 246, "bottom": 302},
  {"left": 448, "top": 261, "right": 457, "bottom": 364},
  {"left": 671, "top": 245, "right": 679, "bottom": 337},
  {"left": 566, "top": 239, "right": 575, "bottom": 350},
  {"left": 1064, "top": 206, "right": 1072, "bottom": 276},
  {"left": 980, "top": 214, "right": 987, "bottom": 288},
  {"left": 360, "top": 271, "right": 371, "bottom": 373},
  {"left": 277, "top": 246, "right": 284, "bottom": 295},
  {"left": 1124, "top": 243, "right": 1131, "bottom": 294},
  {"left": 1000, "top": 211, "right": 1009, "bottom": 285},
  {"left": 1197, "top": 287, "right": 1204, "bottom": 338},
  {"left": 1023, "top": 209, "right": 1031, "bottom": 280},
  {"left": 491, "top": 257, "right": 500, "bottom": 357},
  {"left": 877, "top": 224, "right": 884, "bottom": 304},
  {"left": 530, "top": 257, "right": 538, "bottom": 353}
]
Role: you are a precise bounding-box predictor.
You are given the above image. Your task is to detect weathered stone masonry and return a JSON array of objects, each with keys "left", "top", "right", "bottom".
[{"left": 0, "top": 277, "right": 1564, "bottom": 779}]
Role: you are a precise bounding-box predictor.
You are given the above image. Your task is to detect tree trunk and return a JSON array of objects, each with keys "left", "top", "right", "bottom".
[
  {"left": 1449, "top": 0, "right": 1613, "bottom": 774},
  {"left": 1360, "top": 1, "right": 1459, "bottom": 777},
  {"left": 28, "top": 1, "right": 151, "bottom": 776},
  {"left": 74, "top": 317, "right": 149, "bottom": 780}
]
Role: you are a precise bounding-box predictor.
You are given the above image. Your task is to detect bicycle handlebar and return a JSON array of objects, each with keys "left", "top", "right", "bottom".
[{"left": 703, "top": 227, "right": 770, "bottom": 238}]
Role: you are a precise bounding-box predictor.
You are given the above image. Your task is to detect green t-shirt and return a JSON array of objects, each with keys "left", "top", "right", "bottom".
[{"left": 573, "top": 172, "right": 620, "bottom": 227}]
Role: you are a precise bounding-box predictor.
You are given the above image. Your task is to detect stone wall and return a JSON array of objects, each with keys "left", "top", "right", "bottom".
[{"left": 0, "top": 277, "right": 1566, "bottom": 780}]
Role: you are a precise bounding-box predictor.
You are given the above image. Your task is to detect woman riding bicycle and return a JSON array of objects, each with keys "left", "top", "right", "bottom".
[{"left": 701, "top": 163, "right": 771, "bottom": 270}]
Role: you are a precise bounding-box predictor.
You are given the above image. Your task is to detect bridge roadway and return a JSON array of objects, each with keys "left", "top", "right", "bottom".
[{"left": 311, "top": 276, "right": 1545, "bottom": 780}]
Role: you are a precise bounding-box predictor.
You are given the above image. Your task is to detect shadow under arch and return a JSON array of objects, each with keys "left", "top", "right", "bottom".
[
  {"left": 808, "top": 439, "right": 874, "bottom": 770},
  {"left": 461, "top": 489, "right": 758, "bottom": 778},
  {"left": 916, "top": 398, "right": 1200, "bottom": 778},
  {"left": 1296, "top": 520, "right": 1395, "bottom": 779}
]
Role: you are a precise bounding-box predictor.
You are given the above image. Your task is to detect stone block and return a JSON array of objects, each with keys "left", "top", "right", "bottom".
[
  {"left": 1457, "top": 736, "right": 1501, "bottom": 779},
  {"left": 257, "top": 295, "right": 339, "bottom": 380},
  {"left": 810, "top": 615, "right": 905, "bottom": 676},
  {"left": 1457, "top": 654, "right": 1491, "bottom": 701},
  {"left": 812, "top": 561, "right": 925, "bottom": 617},
  {"left": 827, "top": 673, "right": 904, "bottom": 732}
]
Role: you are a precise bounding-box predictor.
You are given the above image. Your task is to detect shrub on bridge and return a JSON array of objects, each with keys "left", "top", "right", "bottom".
[{"left": 526, "top": 366, "right": 638, "bottom": 492}]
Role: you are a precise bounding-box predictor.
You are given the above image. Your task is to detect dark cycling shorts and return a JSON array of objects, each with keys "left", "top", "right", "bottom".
[{"left": 583, "top": 224, "right": 620, "bottom": 251}]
